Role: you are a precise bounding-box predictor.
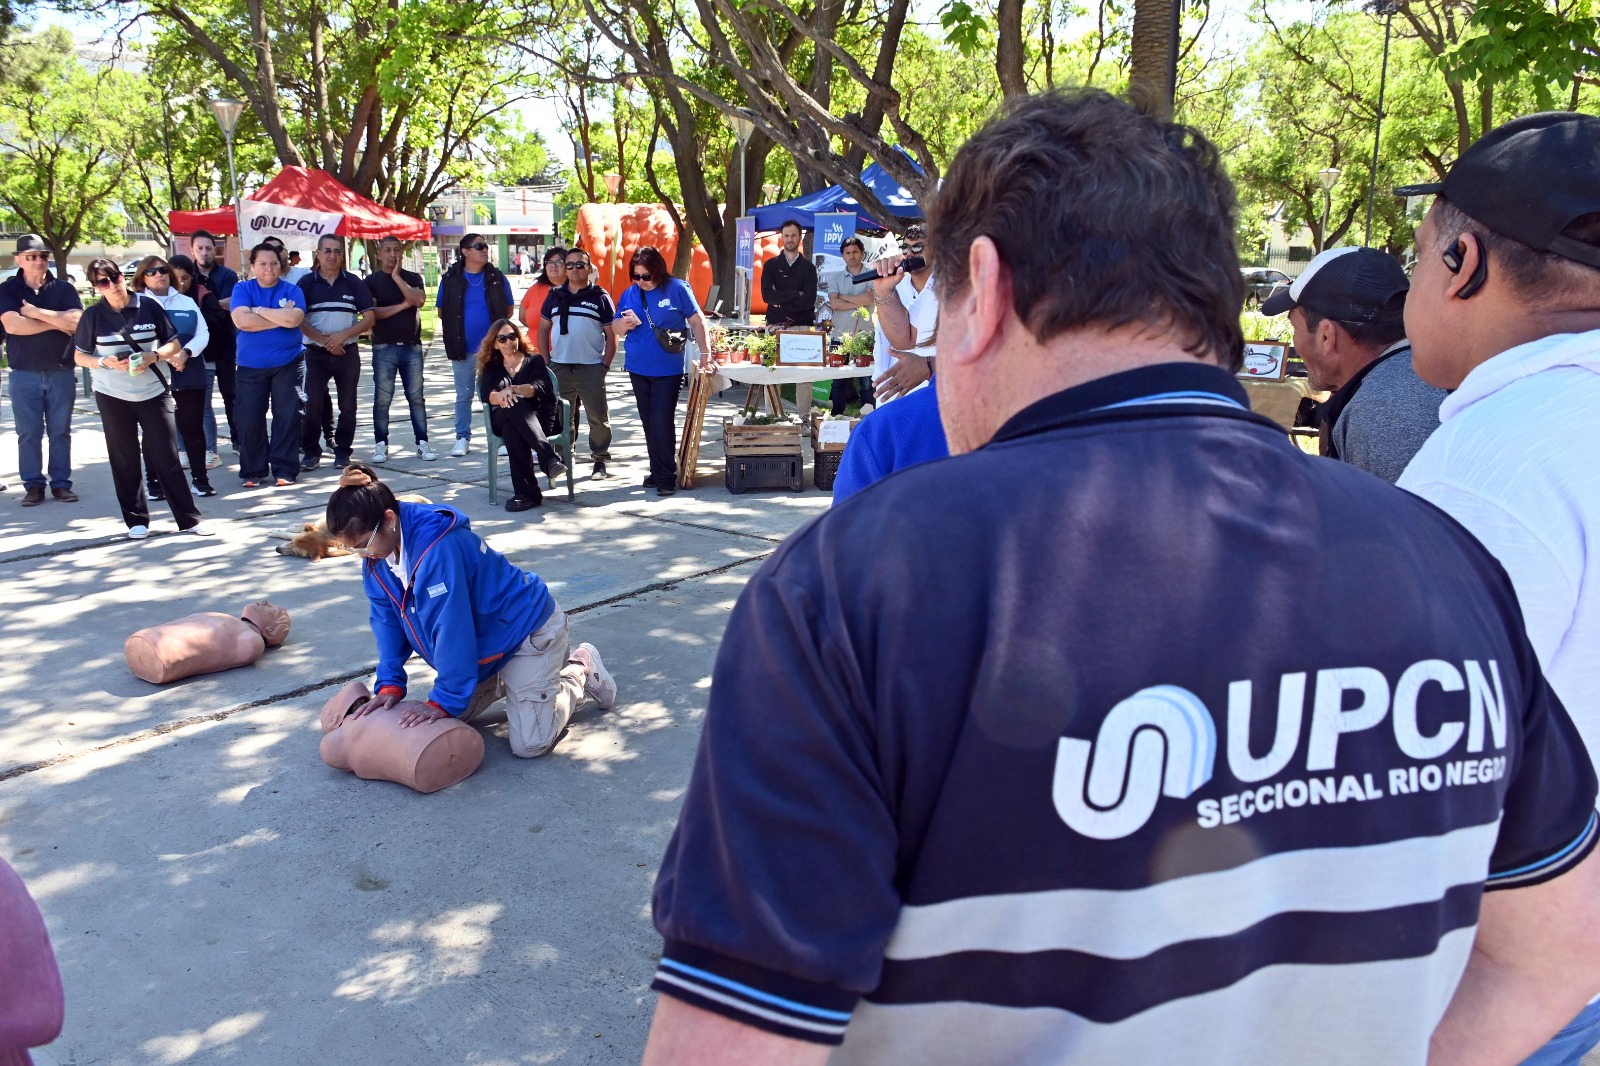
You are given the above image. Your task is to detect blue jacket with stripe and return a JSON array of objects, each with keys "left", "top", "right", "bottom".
[{"left": 362, "top": 502, "right": 555, "bottom": 714}]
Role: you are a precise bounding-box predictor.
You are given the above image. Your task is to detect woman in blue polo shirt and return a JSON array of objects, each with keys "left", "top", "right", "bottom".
[
  {"left": 231, "top": 242, "right": 307, "bottom": 487},
  {"left": 612, "top": 246, "right": 710, "bottom": 497}
]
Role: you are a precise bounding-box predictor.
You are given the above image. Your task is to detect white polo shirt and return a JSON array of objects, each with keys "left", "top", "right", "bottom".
[{"left": 872, "top": 273, "right": 938, "bottom": 404}]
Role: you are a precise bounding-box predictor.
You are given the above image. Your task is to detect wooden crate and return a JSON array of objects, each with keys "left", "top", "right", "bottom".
[
  {"left": 724, "top": 417, "right": 804, "bottom": 457},
  {"left": 810, "top": 413, "right": 861, "bottom": 453}
]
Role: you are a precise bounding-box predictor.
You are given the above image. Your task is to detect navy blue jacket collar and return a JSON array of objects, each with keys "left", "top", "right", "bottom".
[{"left": 992, "top": 362, "right": 1269, "bottom": 444}]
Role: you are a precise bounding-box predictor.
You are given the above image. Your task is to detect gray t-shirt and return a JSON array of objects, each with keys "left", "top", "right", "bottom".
[
  {"left": 542, "top": 285, "right": 615, "bottom": 365},
  {"left": 1331, "top": 346, "right": 1447, "bottom": 484}
]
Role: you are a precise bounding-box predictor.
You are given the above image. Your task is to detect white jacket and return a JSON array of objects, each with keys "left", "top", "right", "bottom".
[{"left": 1399, "top": 329, "right": 1600, "bottom": 764}]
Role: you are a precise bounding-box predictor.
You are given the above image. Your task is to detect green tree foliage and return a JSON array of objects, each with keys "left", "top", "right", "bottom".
[{"left": 0, "top": 30, "right": 149, "bottom": 272}]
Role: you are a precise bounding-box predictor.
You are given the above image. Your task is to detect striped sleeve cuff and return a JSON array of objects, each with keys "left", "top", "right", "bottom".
[
  {"left": 1488, "top": 810, "right": 1600, "bottom": 891},
  {"left": 651, "top": 940, "right": 858, "bottom": 1045}
]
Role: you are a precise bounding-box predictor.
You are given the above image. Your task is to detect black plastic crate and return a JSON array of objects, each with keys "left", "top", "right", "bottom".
[
  {"left": 814, "top": 449, "right": 845, "bottom": 491},
  {"left": 726, "top": 454, "right": 804, "bottom": 494}
]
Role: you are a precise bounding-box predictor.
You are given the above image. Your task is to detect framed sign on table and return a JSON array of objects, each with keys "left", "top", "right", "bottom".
[
  {"left": 1239, "top": 341, "right": 1290, "bottom": 382},
  {"left": 776, "top": 330, "right": 827, "bottom": 367}
]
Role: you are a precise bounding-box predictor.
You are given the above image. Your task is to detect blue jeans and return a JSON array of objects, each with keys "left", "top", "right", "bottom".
[
  {"left": 11, "top": 368, "right": 75, "bottom": 490},
  {"left": 235, "top": 357, "right": 306, "bottom": 482},
  {"left": 372, "top": 343, "right": 429, "bottom": 444},
  {"left": 1521, "top": 999, "right": 1600, "bottom": 1066},
  {"left": 450, "top": 356, "right": 476, "bottom": 441}
]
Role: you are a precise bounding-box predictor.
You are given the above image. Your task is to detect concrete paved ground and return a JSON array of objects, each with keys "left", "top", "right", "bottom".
[{"left": 0, "top": 350, "right": 831, "bottom": 1065}]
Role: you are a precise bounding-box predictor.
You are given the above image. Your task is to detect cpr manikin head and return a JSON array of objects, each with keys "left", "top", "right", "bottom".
[{"left": 241, "top": 601, "right": 290, "bottom": 646}]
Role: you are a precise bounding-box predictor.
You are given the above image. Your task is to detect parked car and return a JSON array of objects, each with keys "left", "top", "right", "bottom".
[{"left": 1242, "top": 267, "right": 1292, "bottom": 308}]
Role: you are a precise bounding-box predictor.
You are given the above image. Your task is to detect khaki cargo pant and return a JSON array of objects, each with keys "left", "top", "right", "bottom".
[{"left": 459, "top": 606, "right": 588, "bottom": 758}]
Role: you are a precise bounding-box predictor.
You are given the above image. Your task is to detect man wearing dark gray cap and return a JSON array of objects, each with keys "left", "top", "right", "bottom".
[
  {"left": 1264, "top": 245, "right": 1445, "bottom": 482},
  {"left": 1396, "top": 111, "right": 1600, "bottom": 1066},
  {"left": 0, "top": 234, "right": 83, "bottom": 504}
]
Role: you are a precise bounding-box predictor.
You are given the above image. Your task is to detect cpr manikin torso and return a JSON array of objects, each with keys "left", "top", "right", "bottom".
[
  {"left": 319, "top": 681, "right": 483, "bottom": 793},
  {"left": 124, "top": 601, "right": 290, "bottom": 684}
]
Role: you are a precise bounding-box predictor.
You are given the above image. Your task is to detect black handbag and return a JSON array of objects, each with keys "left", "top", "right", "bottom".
[{"left": 640, "top": 294, "right": 688, "bottom": 355}]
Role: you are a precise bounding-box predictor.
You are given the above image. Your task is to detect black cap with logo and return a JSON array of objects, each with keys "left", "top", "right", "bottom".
[
  {"left": 1395, "top": 111, "right": 1600, "bottom": 269},
  {"left": 1262, "top": 246, "right": 1410, "bottom": 321}
]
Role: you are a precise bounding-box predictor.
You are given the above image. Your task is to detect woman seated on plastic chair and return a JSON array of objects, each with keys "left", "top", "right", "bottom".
[{"left": 478, "top": 319, "right": 568, "bottom": 511}]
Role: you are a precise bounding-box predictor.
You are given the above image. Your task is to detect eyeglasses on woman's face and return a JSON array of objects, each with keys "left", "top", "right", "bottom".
[
  {"left": 144, "top": 266, "right": 170, "bottom": 277},
  {"left": 350, "top": 519, "right": 393, "bottom": 557},
  {"left": 496, "top": 332, "right": 519, "bottom": 345}
]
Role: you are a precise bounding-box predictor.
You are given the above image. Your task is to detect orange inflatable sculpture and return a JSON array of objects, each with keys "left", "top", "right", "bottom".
[{"left": 575, "top": 204, "right": 713, "bottom": 306}]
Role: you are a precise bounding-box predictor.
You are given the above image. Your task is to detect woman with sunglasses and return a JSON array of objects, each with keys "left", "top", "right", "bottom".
[
  {"left": 518, "top": 247, "right": 566, "bottom": 345},
  {"left": 478, "top": 320, "right": 567, "bottom": 511},
  {"left": 612, "top": 247, "right": 711, "bottom": 496},
  {"left": 71, "top": 258, "right": 209, "bottom": 538},
  {"left": 133, "top": 255, "right": 216, "bottom": 497},
  {"left": 324, "top": 463, "right": 615, "bottom": 759}
]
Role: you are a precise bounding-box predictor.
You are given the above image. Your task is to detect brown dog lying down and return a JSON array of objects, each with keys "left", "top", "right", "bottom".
[
  {"left": 271, "top": 493, "right": 431, "bottom": 560},
  {"left": 320, "top": 680, "right": 484, "bottom": 793},
  {"left": 125, "top": 601, "right": 291, "bottom": 684}
]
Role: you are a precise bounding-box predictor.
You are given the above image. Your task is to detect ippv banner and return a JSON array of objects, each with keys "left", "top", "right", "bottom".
[
  {"left": 735, "top": 216, "right": 756, "bottom": 273},
  {"left": 240, "top": 200, "right": 344, "bottom": 254},
  {"left": 814, "top": 211, "right": 857, "bottom": 260}
]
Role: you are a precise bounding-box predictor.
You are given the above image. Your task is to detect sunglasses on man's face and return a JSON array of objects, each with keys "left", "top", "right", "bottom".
[
  {"left": 564, "top": 261, "right": 588, "bottom": 269},
  {"left": 144, "top": 266, "right": 170, "bottom": 277},
  {"left": 495, "top": 333, "right": 519, "bottom": 344},
  {"left": 466, "top": 243, "right": 489, "bottom": 252},
  {"left": 17, "top": 252, "right": 49, "bottom": 262},
  {"left": 632, "top": 272, "right": 653, "bottom": 282}
]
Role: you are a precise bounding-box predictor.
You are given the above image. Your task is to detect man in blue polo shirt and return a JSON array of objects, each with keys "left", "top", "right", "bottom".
[
  {"left": 297, "top": 235, "right": 374, "bottom": 470},
  {"left": 231, "top": 241, "right": 307, "bottom": 487},
  {"left": 0, "top": 235, "right": 82, "bottom": 505},
  {"left": 643, "top": 90, "right": 1600, "bottom": 1066}
]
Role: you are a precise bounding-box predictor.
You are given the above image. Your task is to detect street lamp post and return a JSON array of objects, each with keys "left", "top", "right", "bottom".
[
  {"left": 1318, "top": 166, "right": 1343, "bottom": 251},
  {"left": 727, "top": 112, "right": 755, "bottom": 221},
  {"left": 208, "top": 98, "right": 246, "bottom": 264},
  {"left": 1363, "top": 0, "right": 1402, "bottom": 247},
  {"left": 761, "top": 182, "right": 779, "bottom": 203}
]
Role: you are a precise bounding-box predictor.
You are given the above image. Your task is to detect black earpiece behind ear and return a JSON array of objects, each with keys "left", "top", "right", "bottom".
[{"left": 1443, "top": 237, "right": 1489, "bottom": 299}]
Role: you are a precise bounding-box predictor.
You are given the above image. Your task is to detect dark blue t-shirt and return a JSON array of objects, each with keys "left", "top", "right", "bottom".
[
  {"left": 832, "top": 377, "right": 950, "bottom": 502},
  {"left": 650, "top": 363, "right": 1598, "bottom": 1061},
  {"left": 617, "top": 278, "right": 699, "bottom": 377},
  {"left": 232, "top": 279, "right": 307, "bottom": 369},
  {"left": 437, "top": 270, "right": 513, "bottom": 357},
  {"left": 0, "top": 273, "right": 82, "bottom": 372}
]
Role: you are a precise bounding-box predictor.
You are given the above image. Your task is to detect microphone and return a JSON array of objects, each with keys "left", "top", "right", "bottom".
[{"left": 851, "top": 256, "right": 926, "bottom": 284}]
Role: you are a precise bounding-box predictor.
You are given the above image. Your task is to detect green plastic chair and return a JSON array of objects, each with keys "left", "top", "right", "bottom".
[{"left": 484, "top": 365, "right": 575, "bottom": 503}]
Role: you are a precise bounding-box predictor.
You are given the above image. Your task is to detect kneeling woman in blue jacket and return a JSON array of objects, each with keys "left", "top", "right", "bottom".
[{"left": 326, "top": 464, "right": 616, "bottom": 757}]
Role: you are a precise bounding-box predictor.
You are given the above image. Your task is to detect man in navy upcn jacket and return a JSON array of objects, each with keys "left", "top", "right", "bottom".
[{"left": 641, "top": 90, "right": 1600, "bottom": 1066}]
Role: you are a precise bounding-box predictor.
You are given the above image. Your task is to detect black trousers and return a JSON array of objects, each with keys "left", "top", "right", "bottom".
[
  {"left": 302, "top": 347, "right": 360, "bottom": 461},
  {"left": 95, "top": 390, "right": 201, "bottom": 530},
  {"left": 629, "top": 372, "right": 682, "bottom": 484},
  {"left": 236, "top": 357, "right": 305, "bottom": 482},
  {"left": 211, "top": 348, "right": 238, "bottom": 442},
  {"left": 830, "top": 375, "right": 874, "bottom": 414},
  {"left": 173, "top": 388, "right": 212, "bottom": 490},
  {"left": 491, "top": 406, "right": 558, "bottom": 502}
]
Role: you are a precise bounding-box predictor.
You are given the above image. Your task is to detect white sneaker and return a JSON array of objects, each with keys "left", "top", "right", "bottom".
[
  {"left": 206, "top": 451, "right": 222, "bottom": 469},
  {"left": 568, "top": 643, "right": 616, "bottom": 710},
  {"left": 418, "top": 441, "right": 439, "bottom": 461},
  {"left": 127, "top": 525, "right": 149, "bottom": 540},
  {"left": 451, "top": 437, "right": 469, "bottom": 458},
  {"left": 498, "top": 445, "right": 508, "bottom": 457},
  {"left": 371, "top": 442, "right": 389, "bottom": 464},
  {"left": 186, "top": 521, "right": 216, "bottom": 537}
]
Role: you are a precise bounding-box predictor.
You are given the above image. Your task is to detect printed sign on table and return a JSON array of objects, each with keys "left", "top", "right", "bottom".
[
  {"left": 1238, "top": 342, "right": 1290, "bottom": 382},
  {"left": 239, "top": 200, "right": 344, "bottom": 254}
]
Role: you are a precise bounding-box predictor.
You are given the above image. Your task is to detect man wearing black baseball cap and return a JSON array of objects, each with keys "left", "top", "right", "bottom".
[
  {"left": 1396, "top": 112, "right": 1600, "bottom": 1066},
  {"left": 1263, "top": 245, "right": 1444, "bottom": 482},
  {"left": 0, "top": 234, "right": 84, "bottom": 504}
]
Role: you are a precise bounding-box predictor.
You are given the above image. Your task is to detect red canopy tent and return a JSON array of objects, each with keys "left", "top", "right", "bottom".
[{"left": 168, "top": 166, "right": 431, "bottom": 240}]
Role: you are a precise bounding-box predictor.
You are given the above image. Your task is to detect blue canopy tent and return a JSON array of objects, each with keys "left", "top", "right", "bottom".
[{"left": 749, "top": 157, "right": 924, "bottom": 232}]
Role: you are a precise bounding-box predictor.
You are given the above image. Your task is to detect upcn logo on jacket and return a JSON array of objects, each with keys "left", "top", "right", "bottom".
[{"left": 1053, "top": 660, "right": 1510, "bottom": 839}]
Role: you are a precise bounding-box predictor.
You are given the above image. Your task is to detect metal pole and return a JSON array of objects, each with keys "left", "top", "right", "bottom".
[
  {"left": 1322, "top": 190, "right": 1332, "bottom": 253},
  {"left": 1364, "top": 9, "right": 1395, "bottom": 247},
  {"left": 224, "top": 130, "right": 242, "bottom": 265}
]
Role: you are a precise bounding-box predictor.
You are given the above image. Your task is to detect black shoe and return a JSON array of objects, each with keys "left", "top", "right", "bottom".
[
  {"left": 642, "top": 474, "right": 657, "bottom": 487},
  {"left": 505, "top": 496, "right": 542, "bottom": 512},
  {"left": 195, "top": 483, "right": 217, "bottom": 497},
  {"left": 148, "top": 485, "right": 166, "bottom": 501},
  {"left": 301, "top": 455, "right": 321, "bottom": 470},
  {"left": 20, "top": 486, "right": 45, "bottom": 507},
  {"left": 656, "top": 484, "right": 677, "bottom": 497},
  {"left": 51, "top": 487, "right": 79, "bottom": 503},
  {"left": 592, "top": 461, "right": 609, "bottom": 480},
  {"left": 333, "top": 453, "right": 351, "bottom": 469}
]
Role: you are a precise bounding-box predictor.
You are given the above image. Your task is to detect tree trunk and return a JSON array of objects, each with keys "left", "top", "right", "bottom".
[
  {"left": 1128, "top": 0, "right": 1177, "bottom": 120},
  {"left": 997, "top": 0, "right": 1027, "bottom": 99}
]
